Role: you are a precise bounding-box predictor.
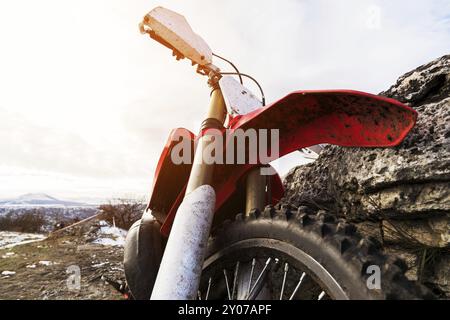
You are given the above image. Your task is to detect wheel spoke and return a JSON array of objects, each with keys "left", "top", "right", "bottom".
[
  {"left": 318, "top": 291, "right": 326, "bottom": 300},
  {"left": 223, "top": 269, "right": 231, "bottom": 300},
  {"left": 289, "top": 272, "right": 306, "bottom": 300},
  {"left": 247, "top": 257, "right": 272, "bottom": 299},
  {"left": 231, "top": 261, "right": 240, "bottom": 300},
  {"left": 246, "top": 258, "right": 256, "bottom": 297},
  {"left": 205, "top": 277, "right": 212, "bottom": 300},
  {"left": 279, "top": 262, "right": 289, "bottom": 300},
  {"left": 203, "top": 246, "right": 340, "bottom": 300}
]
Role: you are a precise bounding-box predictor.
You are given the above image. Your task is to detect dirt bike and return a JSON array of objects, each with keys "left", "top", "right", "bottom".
[{"left": 123, "top": 7, "right": 429, "bottom": 300}]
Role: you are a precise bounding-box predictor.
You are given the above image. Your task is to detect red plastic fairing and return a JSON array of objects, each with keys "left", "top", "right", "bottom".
[
  {"left": 156, "top": 90, "right": 417, "bottom": 236},
  {"left": 229, "top": 90, "right": 417, "bottom": 149},
  {"left": 147, "top": 128, "right": 194, "bottom": 221}
]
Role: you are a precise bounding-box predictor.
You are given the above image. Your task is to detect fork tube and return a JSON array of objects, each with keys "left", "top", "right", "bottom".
[
  {"left": 186, "top": 88, "right": 226, "bottom": 193},
  {"left": 150, "top": 87, "right": 226, "bottom": 300},
  {"left": 245, "top": 167, "right": 268, "bottom": 216}
]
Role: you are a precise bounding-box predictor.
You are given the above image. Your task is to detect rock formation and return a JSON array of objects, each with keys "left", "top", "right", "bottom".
[{"left": 282, "top": 55, "right": 450, "bottom": 298}]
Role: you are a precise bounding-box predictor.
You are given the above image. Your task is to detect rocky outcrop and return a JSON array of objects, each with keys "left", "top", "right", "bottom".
[{"left": 282, "top": 55, "right": 450, "bottom": 297}]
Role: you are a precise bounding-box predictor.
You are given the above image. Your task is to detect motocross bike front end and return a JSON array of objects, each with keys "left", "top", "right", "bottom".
[{"left": 124, "top": 6, "right": 431, "bottom": 300}]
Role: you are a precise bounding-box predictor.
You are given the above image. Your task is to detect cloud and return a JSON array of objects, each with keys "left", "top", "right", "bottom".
[
  {"left": 0, "top": 107, "right": 155, "bottom": 178},
  {"left": 0, "top": 0, "right": 448, "bottom": 198}
]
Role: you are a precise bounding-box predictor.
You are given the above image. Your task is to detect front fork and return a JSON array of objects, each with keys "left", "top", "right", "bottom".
[
  {"left": 150, "top": 86, "right": 269, "bottom": 299},
  {"left": 150, "top": 87, "right": 226, "bottom": 300}
]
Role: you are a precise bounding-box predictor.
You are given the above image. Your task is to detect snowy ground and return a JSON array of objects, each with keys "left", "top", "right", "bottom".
[
  {"left": 0, "top": 220, "right": 125, "bottom": 250},
  {"left": 0, "top": 219, "right": 126, "bottom": 299},
  {"left": 0, "top": 231, "right": 46, "bottom": 249},
  {"left": 91, "top": 221, "right": 127, "bottom": 247}
]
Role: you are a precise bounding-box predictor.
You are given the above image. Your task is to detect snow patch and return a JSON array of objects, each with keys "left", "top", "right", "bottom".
[
  {"left": 38, "top": 260, "right": 53, "bottom": 266},
  {"left": 1, "top": 252, "right": 15, "bottom": 258},
  {"left": 91, "top": 220, "right": 127, "bottom": 247},
  {"left": 92, "top": 262, "right": 108, "bottom": 268},
  {"left": 1, "top": 270, "right": 16, "bottom": 276},
  {"left": 0, "top": 231, "right": 46, "bottom": 249}
]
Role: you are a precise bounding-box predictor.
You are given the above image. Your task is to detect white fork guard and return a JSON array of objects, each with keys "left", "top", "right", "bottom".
[{"left": 150, "top": 185, "right": 216, "bottom": 300}]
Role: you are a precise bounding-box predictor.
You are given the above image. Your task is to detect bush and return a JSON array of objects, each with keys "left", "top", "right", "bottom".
[
  {"left": 99, "top": 198, "right": 145, "bottom": 230},
  {"left": 0, "top": 209, "right": 46, "bottom": 233}
]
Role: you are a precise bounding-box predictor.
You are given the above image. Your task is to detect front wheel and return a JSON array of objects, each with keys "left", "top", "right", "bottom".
[{"left": 199, "top": 206, "right": 432, "bottom": 300}]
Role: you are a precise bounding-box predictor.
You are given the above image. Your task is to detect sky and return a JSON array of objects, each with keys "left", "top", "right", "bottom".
[{"left": 0, "top": 0, "right": 449, "bottom": 202}]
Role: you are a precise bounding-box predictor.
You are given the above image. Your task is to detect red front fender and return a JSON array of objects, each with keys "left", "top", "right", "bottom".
[
  {"left": 155, "top": 90, "right": 417, "bottom": 236},
  {"left": 229, "top": 90, "right": 417, "bottom": 150}
]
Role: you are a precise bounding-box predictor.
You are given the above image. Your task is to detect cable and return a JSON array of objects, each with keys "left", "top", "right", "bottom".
[
  {"left": 211, "top": 53, "right": 265, "bottom": 106},
  {"left": 220, "top": 72, "right": 266, "bottom": 106},
  {"left": 212, "top": 53, "right": 243, "bottom": 84}
]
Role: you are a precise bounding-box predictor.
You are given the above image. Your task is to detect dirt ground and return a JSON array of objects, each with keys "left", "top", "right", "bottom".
[{"left": 0, "top": 232, "right": 126, "bottom": 300}]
